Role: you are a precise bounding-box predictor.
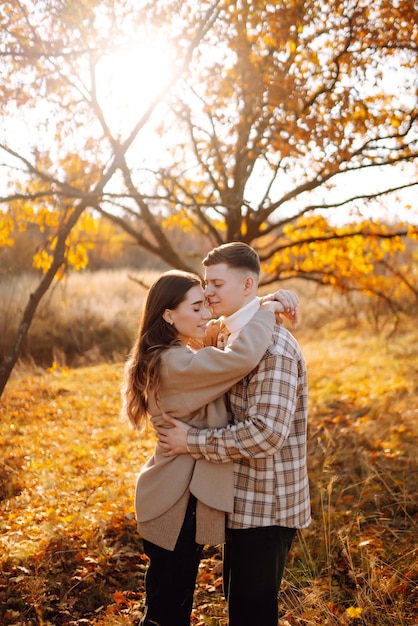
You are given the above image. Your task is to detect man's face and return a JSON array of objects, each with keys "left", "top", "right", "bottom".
[{"left": 204, "top": 263, "right": 250, "bottom": 318}]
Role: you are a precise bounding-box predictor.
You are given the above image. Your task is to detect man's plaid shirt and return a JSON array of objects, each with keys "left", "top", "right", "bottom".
[{"left": 187, "top": 316, "right": 311, "bottom": 530}]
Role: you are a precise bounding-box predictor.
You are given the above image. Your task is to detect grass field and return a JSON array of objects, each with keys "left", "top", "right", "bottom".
[{"left": 0, "top": 278, "right": 417, "bottom": 624}]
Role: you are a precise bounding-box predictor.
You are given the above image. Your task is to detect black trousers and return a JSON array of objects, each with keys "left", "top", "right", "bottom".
[
  {"left": 223, "top": 525, "right": 296, "bottom": 626},
  {"left": 140, "top": 496, "right": 203, "bottom": 626}
]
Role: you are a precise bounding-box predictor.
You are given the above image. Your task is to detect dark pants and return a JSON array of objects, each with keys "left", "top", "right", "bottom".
[
  {"left": 223, "top": 525, "right": 296, "bottom": 626},
  {"left": 140, "top": 496, "right": 203, "bottom": 626}
]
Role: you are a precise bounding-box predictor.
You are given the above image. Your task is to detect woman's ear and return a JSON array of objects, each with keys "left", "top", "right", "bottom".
[{"left": 163, "top": 309, "right": 174, "bottom": 325}]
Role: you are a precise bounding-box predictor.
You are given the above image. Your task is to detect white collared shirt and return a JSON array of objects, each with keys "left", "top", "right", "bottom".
[{"left": 222, "top": 297, "right": 260, "bottom": 346}]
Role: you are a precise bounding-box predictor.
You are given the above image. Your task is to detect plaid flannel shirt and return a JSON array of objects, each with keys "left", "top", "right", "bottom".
[{"left": 187, "top": 321, "right": 311, "bottom": 530}]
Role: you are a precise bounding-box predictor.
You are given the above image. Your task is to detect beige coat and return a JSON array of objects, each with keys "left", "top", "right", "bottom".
[{"left": 135, "top": 308, "right": 274, "bottom": 550}]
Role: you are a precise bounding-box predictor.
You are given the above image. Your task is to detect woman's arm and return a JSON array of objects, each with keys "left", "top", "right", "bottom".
[
  {"left": 162, "top": 304, "right": 281, "bottom": 413},
  {"left": 260, "top": 289, "right": 299, "bottom": 328},
  {"left": 165, "top": 308, "right": 271, "bottom": 385}
]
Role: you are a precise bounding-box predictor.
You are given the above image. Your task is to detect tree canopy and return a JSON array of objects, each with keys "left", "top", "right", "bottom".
[{"left": 0, "top": 0, "right": 417, "bottom": 391}]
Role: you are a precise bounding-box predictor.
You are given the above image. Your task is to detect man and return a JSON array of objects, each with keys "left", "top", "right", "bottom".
[{"left": 157, "top": 242, "right": 311, "bottom": 626}]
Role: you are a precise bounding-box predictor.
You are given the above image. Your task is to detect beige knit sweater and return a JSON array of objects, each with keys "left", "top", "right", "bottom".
[{"left": 135, "top": 308, "right": 274, "bottom": 550}]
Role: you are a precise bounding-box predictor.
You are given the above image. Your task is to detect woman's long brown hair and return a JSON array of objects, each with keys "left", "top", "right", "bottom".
[{"left": 121, "top": 270, "right": 202, "bottom": 430}]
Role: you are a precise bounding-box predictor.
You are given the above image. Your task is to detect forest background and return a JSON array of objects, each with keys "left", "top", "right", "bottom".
[{"left": 0, "top": 0, "right": 417, "bottom": 624}]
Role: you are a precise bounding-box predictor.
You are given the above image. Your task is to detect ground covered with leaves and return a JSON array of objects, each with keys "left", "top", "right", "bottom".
[{"left": 1, "top": 326, "right": 417, "bottom": 625}]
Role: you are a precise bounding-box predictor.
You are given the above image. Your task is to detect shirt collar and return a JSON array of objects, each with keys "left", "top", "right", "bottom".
[{"left": 222, "top": 297, "right": 260, "bottom": 337}]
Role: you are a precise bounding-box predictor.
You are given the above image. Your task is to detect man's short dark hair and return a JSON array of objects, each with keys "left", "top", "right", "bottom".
[{"left": 203, "top": 242, "right": 261, "bottom": 276}]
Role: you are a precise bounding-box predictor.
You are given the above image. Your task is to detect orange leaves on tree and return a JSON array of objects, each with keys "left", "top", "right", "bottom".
[
  {"left": 2, "top": 144, "right": 104, "bottom": 277},
  {"left": 33, "top": 248, "right": 54, "bottom": 273},
  {"left": 264, "top": 213, "right": 413, "bottom": 302},
  {"left": 29, "top": 208, "right": 99, "bottom": 274},
  {"left": 0, "top": 210, "right": 14, "bottom": 246},
  {"left": 162, "top": 209, "right": 194, "bottom": 232}
]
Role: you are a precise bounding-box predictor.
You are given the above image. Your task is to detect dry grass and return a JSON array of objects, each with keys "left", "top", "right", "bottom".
[
  {"left": 1, "top": 268, "right": 411, "bottom": 373},
  {"left": 0, "top": 270, "right": 159, "bottom": 371},
  {"left": 279, "top": 328, "right": 418, "bottom": 625}
]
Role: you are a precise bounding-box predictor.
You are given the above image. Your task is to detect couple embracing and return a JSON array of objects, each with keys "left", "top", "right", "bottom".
[{"left": 121, "top": 242, "right": 311, "bottom": 626}]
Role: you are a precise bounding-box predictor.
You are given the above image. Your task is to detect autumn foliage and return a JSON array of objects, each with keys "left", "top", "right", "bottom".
[
  {"left": 0, "top": 0, "right": 417, "bottom": 277},
  {"left": 0, "top": 0, "right": 417, "bottom": 392}
]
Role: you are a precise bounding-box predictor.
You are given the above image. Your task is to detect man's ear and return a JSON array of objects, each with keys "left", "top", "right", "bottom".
[{"left": 243, "top": 275, "right": 255, "bottom": 293}]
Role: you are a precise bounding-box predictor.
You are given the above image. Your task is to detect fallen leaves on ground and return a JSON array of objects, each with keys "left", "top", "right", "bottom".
[{"left": 1, "top": 328, "right": 417, "bottom": 625}]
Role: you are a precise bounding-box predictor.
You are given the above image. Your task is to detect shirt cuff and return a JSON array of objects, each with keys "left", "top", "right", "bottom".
[{"left": 186, "top": 428, "right": 205, "bottom": 459}]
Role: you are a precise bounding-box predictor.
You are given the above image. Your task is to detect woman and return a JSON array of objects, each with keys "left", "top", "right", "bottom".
[{"left": 121, "top": 270, "right": 294, "bottom": 626}]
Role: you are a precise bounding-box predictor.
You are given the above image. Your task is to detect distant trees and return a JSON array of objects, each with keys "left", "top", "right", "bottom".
[{"left": 0, "top": 0, "right": 417, "bottom": 393}]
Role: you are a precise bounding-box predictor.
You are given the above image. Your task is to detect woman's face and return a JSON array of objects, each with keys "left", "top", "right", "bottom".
[{"left": 165, "top": 285, "right": 212, "bottom": 343}]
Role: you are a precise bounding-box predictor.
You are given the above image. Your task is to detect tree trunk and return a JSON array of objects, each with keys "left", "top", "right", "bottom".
[{"left": 0, "top": 203, "right": 86, "bottom": 396}]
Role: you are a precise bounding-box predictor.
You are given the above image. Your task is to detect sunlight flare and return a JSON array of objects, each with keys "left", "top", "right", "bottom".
[{"left": 95, "top": 40, "right": 178, "bottom": 136}]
